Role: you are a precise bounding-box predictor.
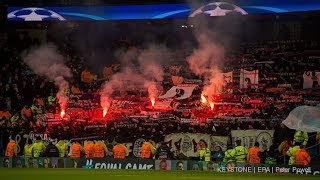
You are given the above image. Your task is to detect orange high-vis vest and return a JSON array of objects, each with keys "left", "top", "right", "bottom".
[
  {"left": 22, "top": 107, "right": 32, "bottom": 117},
  {"left": 71, "top": 143, "right": 82, "bottom": 158},
  {"left": 141, "top": 143, "right": 151, "bottom": 158},
  {"left": 248, "top": 146, "right": 261, "bottom": 164},
  {"left": 0, "top": 111, "right": 11, "bottom": 120},
  {"left": 113, "top": 145, "right": 126, "bottom": 159},
  {"left": 84, "top": 142, "right": 95, "bottom": 158},
  {"left": 93, "top": 143, "right": 105, "bottom": 158},
  {"left": 5, "top": 141, "right": 16, "bottom": 157},
  {"left": 36, "top": 98, "right": 44, "bottom": 106},
  {"left": 295, "top": 149, "right": 311, "bottom": 166}
]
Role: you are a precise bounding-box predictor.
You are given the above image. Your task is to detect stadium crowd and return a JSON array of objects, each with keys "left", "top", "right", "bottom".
[{"left": 1, "top": 29, "right": 320, "bottom": 166}]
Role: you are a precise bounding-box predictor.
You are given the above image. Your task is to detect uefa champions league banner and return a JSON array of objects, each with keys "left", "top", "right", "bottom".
[
  {"left": 7, "top": 0, "right": 320, "bottom": 21},
  {"left": 164, "top": 133, "right": 229, "bottom": 157},
  {"left": 231, "top": 130, "right": 274, "bottom": 151}
]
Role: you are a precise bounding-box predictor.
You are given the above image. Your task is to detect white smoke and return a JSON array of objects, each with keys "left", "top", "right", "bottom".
[{"left": 23, "top": 43, "right": 72, "bottom": 111}]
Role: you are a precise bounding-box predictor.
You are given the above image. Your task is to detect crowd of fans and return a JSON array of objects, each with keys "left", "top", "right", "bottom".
[{"left": 1, "top": 27, "right": 320, "bottom": 165}]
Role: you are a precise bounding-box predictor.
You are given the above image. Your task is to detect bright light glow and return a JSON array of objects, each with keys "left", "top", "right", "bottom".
[
  {"left": 151, "top": 97, "right": 155, "bottom": 107},
  {"left": 103, "top": 108, "right": 108, "bottom": 117},
  {"left": 209, "top": 102, "right": 214, "bottom": 110},
  {"left": 60, "top": 110, "right": 65, "bottom": 118},
  {"left": 201, "top": 94, "right": 207, "bottom": 103}
]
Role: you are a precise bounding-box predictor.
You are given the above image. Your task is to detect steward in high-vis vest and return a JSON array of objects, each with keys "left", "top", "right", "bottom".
[
  {"left": 141, "top": 141, "right": 156, "bottom": 159},
  {"left": 198, "top": 140, "right": 211, "bottom": 162},
  {"left": 32, "top": 137, "right": 46, "bottom": 158},
  {"left": 294, "top": 130, "right": 308, "bottom": 146},
  {"left": 31, "top": 104, "right": 43, "bottom": 115},
  {"left": 223, "top": 146, "right": 234, "bottom": 162},
  {"left": 93, "top": 140, "right": 108, "bottom": 158},
  {"left": 5, "top": 139, "right": 17, "bottom": 157},
  {"left": 113, "top": 143, "right": 128, "bottom": 159},
  {"left": 231, "top": 140, "right": 248, "bottom": 163},
  {"left": 24, "top": 140, "right": 33, "bottom": 158},
  {"left": 70, "top": 141, "right": 84, "bottom": 158},
  {"left": 295, "top": 146, "right": 311, "bottom": 167},
  {"left": 47, "top": 93, "right": 56, "bottom": 106},
  {"left": 84, "top": 141, "right": 95, "bottom": 158},
  {"left": 56, "top": 140, "right": 68, "bottom": 158},
  {"left": 248, "top": 142, "right": 261, "bottom": 164},
  {"left": 286, "top": 142, "right": 301, "bottom": 165}
]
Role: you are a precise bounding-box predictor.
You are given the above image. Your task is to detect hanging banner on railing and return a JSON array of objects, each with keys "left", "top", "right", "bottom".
[
  {"left": 164, "top": 133, "right": 228, "bottom": 157},
  {"left": 231, "top": 130, "right": 274, "bottom": 151}
]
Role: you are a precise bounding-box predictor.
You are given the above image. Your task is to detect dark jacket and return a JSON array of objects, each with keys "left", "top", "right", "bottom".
[{"left": 45, "top": 143, "right": 59, "bottom": 157}]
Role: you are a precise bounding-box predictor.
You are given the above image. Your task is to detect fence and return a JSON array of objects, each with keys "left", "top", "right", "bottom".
[{"left": 0, "top": 157, "right": 319, "bottom": 175}]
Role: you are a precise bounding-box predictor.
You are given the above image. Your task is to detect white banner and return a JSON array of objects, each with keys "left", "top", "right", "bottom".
[
  {"left": 231, "top": 130, "right": 274, "bottom": 151},
  {"left": 164, "top": 133, "right": 228, "bottom": 157},
  {"left": 222, "top": 71, "right": 233, "bottom": 93},
  {"left": 240, "top": 69, "right": 259, "bottom": 88},
  {"left": 303, "top": 71, "right": 313, "bottom": 89},
  {"left": 153, "top": 99, "right": 173, "bottom": 109},
  {"left": 158, "top": 84, "right": 197, "bottom": 100}
]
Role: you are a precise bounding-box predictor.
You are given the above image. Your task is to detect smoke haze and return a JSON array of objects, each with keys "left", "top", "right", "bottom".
[{"left": 23, "top": 43, "right": 72, "bottom": 111}]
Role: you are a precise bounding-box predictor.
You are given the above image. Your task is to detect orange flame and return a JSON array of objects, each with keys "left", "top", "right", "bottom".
[
  {"left": 60, "top": 110, "right": 65, "bottom": 118},
  {"left": 209, "top": 102, "right": 214, "bottom": 110},
  {"left": 201, "top": 94, "right": 207, "bottom": 103},
  {"left": 103, "top": 108, "right": 108, "bottom": 117},
  {"left": 151, "top": 97, "right": 155, "bottom": 107}
]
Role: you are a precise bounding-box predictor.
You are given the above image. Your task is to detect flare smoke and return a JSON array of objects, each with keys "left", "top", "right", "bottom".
[
  {"left": 100, "top": 44, "right": 171, "bottom": 110},
  {"left": 23, "top": 44, "right": 72, "bottom": 111},
  {"left": 187, "top": 34, "right": 225, "bottom": 101}
]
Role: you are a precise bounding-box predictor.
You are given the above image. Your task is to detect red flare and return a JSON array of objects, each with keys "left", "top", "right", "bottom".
[
  {"left": 201, "top": 94, "right": 207, "bottom": 103},
  {"left": 60, "top": 110, "right": 65, "bottom": 118},
  {"left": 209, "top": 102, "right": 214, "bottom": 110},
  {"left": 151, "top": 97, "right": 155, "bottom": 107},
  {"left": 103, "top": 108, "right": 108, "bottom": 117}
]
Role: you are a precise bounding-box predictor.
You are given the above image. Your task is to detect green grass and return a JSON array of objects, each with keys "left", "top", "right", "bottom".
[{"left": 0, "top": 169, "right": 318, "bottom": 180}]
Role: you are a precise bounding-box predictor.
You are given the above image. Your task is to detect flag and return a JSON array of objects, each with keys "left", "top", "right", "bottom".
[
  {"left": 169, "top": 66, "right": 182, "bottom": 75},
  {"left": 222, "top": 71, "right": 233, "bottom": 84},
  {"left": 221, "top": 71, "right": 233, "bottom": 93},
  {"left": 303, "top": 71, "right": 313, "bottom": 89},
  {"left": 240, "top": 69, "right": 259, "bottom": 88},
  {"left": 171, "top": 76, "right": 184, "bottom": 85}
]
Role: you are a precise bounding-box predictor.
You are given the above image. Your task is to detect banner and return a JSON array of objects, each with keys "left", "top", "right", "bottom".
[
  {"left": 221, "top": 71, "right": 233, "bottom": 93},
  {"left": 231, "top": 130, "right": 274, "bottom": 151},
  {"left": 158, "top": 85, "right": 197, "bottom": 100},
  {"left": 169, "top": 66, "right": 182, "bottom": 75},
  {"left": 303, "top": 71, "right": 320, "bottom": 89},
  {"left": 83, "top": 158, "right": 154, "bottom": 170},
  {"left": 153, "top": 99, "right": 173, "bottom": 110},
  {"left": 164, "top": 133, "right": 228, "bottom": 157},
  {"left": 303, "top": 71, "right": 313, "bottom": 89},
  {"left": 13, "top": 133, "right": 58, "bottom": 155},
  {"left": 240, "top": 69, "right": 259, "bottom": 88}
]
